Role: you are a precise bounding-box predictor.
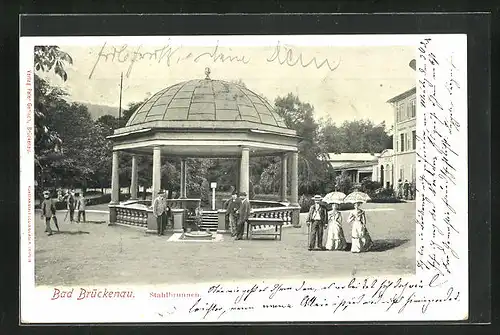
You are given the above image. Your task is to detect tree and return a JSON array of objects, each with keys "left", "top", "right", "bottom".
[
  {"left": 319, "top": 119, "right": 391, "bottom": 154},
  {"left": 34, "top": 47, "right": 73, "bottom": 159}
]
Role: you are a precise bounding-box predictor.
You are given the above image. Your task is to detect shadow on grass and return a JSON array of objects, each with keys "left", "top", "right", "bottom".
[
  {"left": 370, "top": 239, "right": 409, "bottom": 252},
  {"left": 53, "top": 230, "right": 90, "bottom": 235},
  {"left": 318, "top": 239, "right": 409, "bottom": 252}
]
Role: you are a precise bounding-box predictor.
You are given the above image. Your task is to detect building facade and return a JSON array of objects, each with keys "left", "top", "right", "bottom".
[
  {"left": 325, "top": 153, "right": 380, "bottom": 184},
  {"left": 372, "top": 149, "right": 394, "bottom": 188},
  {"left": 387, "top": 87, "right": 417, "bottom": 186}
]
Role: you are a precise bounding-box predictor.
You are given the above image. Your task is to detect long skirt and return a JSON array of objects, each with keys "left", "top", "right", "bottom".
[
  {"left": 325, "top": 222, "right": 347, "bottom": 251},
  {"left": 351, "top": 220, "right": 373, "bottom": 253}
]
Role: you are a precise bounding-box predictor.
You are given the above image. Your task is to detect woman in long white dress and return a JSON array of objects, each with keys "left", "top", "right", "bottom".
[
  {"left": 325, "top": 203, "right": 347, "bottom": 251},
  {"left": 348, "top": 202, "right": 373, "bottom": 253}
]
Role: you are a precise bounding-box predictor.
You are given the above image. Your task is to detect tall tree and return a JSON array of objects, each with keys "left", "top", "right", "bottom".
[{"left": 319, "top": 118, "right": 391, "bottom": 154}]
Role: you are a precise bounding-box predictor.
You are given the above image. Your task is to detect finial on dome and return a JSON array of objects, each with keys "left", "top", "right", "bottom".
[{"left": 205, "top": 67, "right": 211, "bottom": 80}]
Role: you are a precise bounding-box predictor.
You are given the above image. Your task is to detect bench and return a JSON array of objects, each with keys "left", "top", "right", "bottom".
[{"left": 246, "top": 217, "right": 284, "bottom": 240}]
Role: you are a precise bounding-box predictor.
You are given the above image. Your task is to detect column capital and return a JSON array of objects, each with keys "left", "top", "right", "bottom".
[{"left": 240, "top": 146, "right": 250, "bottom": 151}]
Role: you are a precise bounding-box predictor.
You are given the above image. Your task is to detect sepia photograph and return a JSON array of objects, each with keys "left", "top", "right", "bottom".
[
  {"left": 20, "top": 33, "right": 469, "bottom": 323},
  {"left": 33, "top": 40, "right": 417, "bottom": 286}
]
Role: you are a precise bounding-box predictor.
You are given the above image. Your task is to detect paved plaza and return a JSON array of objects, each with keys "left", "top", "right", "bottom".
[{"left": 34, "top": 202, "right": 415, "bottom": 286}]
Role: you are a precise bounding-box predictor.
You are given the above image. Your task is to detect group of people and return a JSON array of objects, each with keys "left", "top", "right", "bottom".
[
  {"left": 397, "top": 179, "right": 415, "bottom": 200},
  {"left": 306, "top": 194, "right": 373, "bottom": 253},
  {"left": 40, "top": 189, "right": 88, "bottom": 236},
  {"left": 224, "top": 191, "right": 252, "bottom": 240}
]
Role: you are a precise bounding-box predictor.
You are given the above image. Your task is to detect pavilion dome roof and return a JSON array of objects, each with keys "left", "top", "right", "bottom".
[{"left": 125, "top": 77, "right": 288, "bottom": 129}]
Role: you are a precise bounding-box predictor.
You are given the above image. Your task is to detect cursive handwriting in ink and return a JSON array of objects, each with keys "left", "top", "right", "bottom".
[
  {"left": 267, "top": 41, "right": 341, "bottom": 72},
  {"left": 194, "top": 42, "right": 250, "bottom": 65},
  {"left": 89, "top": 41, "right": 181, "bottom": 79}
]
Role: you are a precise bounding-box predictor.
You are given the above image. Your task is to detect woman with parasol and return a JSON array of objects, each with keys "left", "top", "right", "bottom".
[
  {"left": 345, "top": 191, "right": 373, "bottom": 253},
  {"left": 323, "top": 192, "right": 347, "bottom": 251}
]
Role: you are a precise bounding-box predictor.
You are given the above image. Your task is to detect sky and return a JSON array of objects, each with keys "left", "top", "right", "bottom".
[{"left": 38, "top": 37, "right": 416, "bottom": 128}]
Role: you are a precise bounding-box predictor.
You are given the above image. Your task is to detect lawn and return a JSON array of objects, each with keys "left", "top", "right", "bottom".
[{"left": 34, "top": 202, "right": 415, "bottom": 286}]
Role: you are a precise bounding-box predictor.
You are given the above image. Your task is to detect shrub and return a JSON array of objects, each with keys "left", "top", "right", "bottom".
[
  {"left": 334, "top": 171, "right": 352, "bottom": 194},
  {"left": 253, "top": 184, "right": 263, "bottom": 195},
  {"left": 360, "top": 178, "right": 382, "bottom": 197},
  {"left": 368, "top": 187, "right": 403, "bottom": 203},
  {"left": 298, "top": 194, "right": 312, "bottom": 213}
]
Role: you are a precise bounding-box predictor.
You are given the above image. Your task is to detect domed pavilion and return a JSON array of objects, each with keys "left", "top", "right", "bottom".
[{"left": 107, "top": 69, "right": 301, "bottom": 232}]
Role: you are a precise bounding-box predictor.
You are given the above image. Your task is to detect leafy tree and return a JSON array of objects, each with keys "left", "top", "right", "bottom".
[{"left": 319, "top": 118, "right": 391, "bottom": 154}]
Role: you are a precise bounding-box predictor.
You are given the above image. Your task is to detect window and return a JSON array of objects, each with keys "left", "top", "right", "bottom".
[
  {"left": 405, "top": 133, "right": 409, "bottom": 150},
  {"left": 410, "top": 99, "right": 416, "bottom": 118},
  {"left": 396, "top": 102, "right": 404, "bottom": 122},
  {"left": 400, "top": 133, "right": 405, "bottom": 152},
  {"left": 412, "top": 130, "right": 416, "bottom": 150},
  {"left": 399, "top": 167, "right": 404, "bottom": 180}
]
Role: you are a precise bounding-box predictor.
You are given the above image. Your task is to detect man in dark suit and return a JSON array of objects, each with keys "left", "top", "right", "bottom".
[
  {"left": 224, "top": 191, "right": 241, "bottom": 236},
  {"left": 235, "top": 191, "right": 251, "bottom": 240},
  {"left": 306, "top": 194, "right": 328, "bottom": 251}
]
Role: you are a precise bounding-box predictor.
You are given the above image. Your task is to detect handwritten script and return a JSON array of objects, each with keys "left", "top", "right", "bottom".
[
  {"left": 88, "top": 41, "right": 340, "bottom": 79},
  {"left": 149, "top": 276, "right": 458, "bottom": 321},
  {"left": 416, "top": 38, "right": 463, "bottom": 281}
]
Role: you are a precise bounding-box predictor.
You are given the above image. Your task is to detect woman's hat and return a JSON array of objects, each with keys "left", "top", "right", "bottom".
[{"left": 312, "top": 194, "right": 323, "bottom": 201}]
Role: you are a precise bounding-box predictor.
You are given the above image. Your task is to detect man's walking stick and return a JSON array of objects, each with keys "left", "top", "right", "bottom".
[
  {"left": 64, "top": 209, "right": 69, "bottom": 222},
  {"left": 306, "top": 222, "right": 310, "bottom": 249}
]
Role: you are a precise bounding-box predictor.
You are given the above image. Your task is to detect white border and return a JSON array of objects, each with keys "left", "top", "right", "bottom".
[{"left": 20, "top": 34, "right": 468, "bottom": 323}]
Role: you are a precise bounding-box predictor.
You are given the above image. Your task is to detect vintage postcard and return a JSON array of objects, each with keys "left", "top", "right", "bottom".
[{"left": 20, "top": 34, "right": 468, "bottom": 323}]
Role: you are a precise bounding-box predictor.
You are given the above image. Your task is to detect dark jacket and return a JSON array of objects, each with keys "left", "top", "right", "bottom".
[
  {"left": 306, "top": 204, "right": 328, "bottom": 226},
  {"left": 225, "top": 198, "right": 241, "bottom": 215},
  {"left": 237, "top": 198, "right": 251, "bottom": 224},
  {"left": 41, "top": 199, "right": 56, "bottom": 217}
]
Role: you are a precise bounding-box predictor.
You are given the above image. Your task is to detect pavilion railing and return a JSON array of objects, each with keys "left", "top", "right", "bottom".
[{"left": 114, "top": 205, "right": 150, "bottom": 229}]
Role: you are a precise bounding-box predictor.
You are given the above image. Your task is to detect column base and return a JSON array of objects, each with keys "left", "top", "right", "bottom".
[{"left": 146, "top": 229, "right": 158, "bottom": 235}]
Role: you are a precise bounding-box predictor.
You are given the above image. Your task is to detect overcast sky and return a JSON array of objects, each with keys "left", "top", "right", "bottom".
[{"left": 39, "top": 40, "right": 416, "bottom": 127}]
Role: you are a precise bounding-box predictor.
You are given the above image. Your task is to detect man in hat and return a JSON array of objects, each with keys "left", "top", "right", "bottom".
[
  {"left": 152, "top": 190, "right": 167, "bottom": 236},
  {"left": 224, "top": 191, "right": 241, "bottom": 237},
  {"left": 66, "top": 189, "right": 76, "bottom": 223},
  {"left": 235, "top": 191, "right": 251, "bottom": 240},
  {"left": 41, "top": 190, "right": 59, "bottom": 236},
  {"left": 306, "top": 195, "right": 328, "bottom": 250}
]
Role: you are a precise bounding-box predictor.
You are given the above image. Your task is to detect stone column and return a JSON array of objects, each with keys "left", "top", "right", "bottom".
[
  {"left": 235, "top": 158, "right": 241, "bottom": 193},
  {"left": 110, "top": 150, "right": 120, "bottom": 204},
  {"left": 109, "top": 150, "right": 120, "bottom": 224},
  {"left": 180, "top": 158, "right": 187, "bottom": 198},
  {"left": 280, "top": 153, "right": 288, "bottom": 202},
  {"left": 152, "top": 146, "right": 162, "bottom": 201},
  {"left": 290, "top": 151, "right": 299, "bottom": 206},
  {"left": 239, "top": 147, "right": 250, "bottom": 196},
  {"left": 130, "top": 154, "right": 138, "bottom": 200}
]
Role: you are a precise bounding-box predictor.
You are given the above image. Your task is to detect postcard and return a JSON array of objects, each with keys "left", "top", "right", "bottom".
[{"left": 20, "top": 33, "right": 468, "bottom": 323}]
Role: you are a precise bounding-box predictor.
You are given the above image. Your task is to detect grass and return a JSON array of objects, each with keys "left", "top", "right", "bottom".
[{"left": 34, "top": 202, "right": 416, "bottom": 286}]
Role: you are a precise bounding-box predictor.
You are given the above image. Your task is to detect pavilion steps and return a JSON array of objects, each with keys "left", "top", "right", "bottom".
[{"left": 198, "top": 210, "right": 219, "bottom": 232}]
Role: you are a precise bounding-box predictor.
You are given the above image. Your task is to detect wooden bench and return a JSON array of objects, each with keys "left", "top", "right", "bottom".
[{"left": 246, "top": 218, "right": 284, "bottom": 240}]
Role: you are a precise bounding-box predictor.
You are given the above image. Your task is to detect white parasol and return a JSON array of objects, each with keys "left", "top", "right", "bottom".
[
  {"left": 322, "top": 192, "right": 346, "bottom": 204},
  {"left": 343, "top": 191, "right": 371, "bottom": 204}
]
